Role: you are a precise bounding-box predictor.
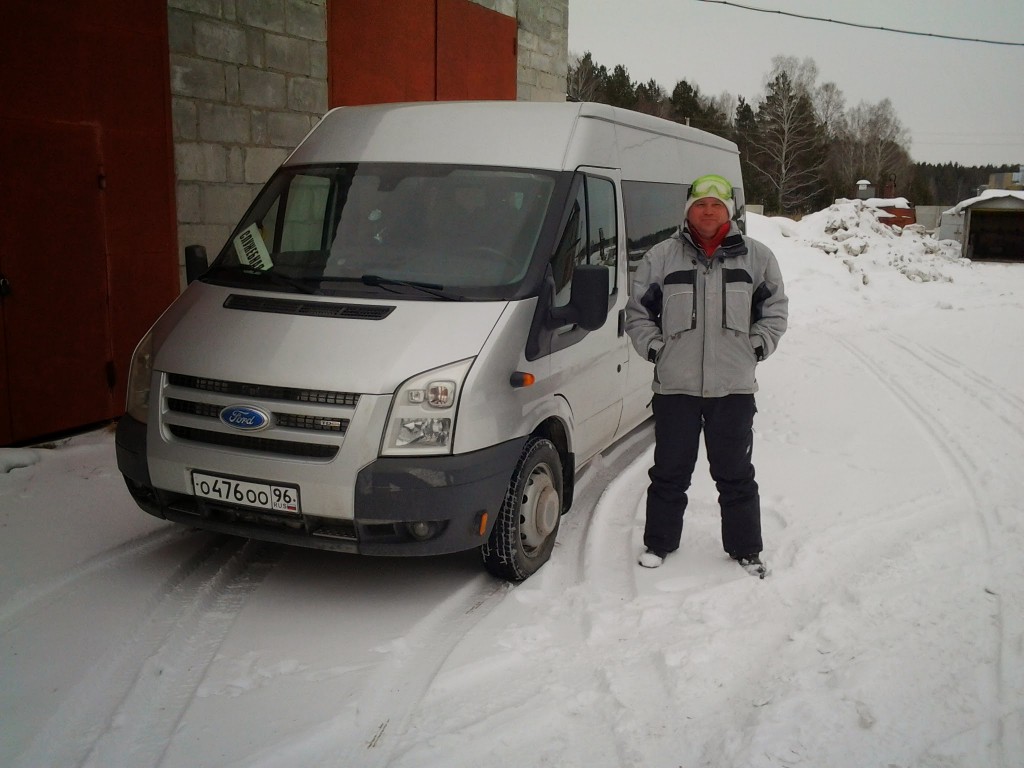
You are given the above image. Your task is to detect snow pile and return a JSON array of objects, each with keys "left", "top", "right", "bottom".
[
  {"left": 863, "top": 196, "right": 912, "bottom": 209},
  {"left": 783, "top": 198, "right": 965, "bottom": 285},
  {"left": 0, "top": 448, "right": 41, "bottom": 474}
]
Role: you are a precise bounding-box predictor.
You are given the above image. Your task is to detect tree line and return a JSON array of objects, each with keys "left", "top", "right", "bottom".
[{"left": 568, "top": 52, "right": 1014, "bottom": 214}]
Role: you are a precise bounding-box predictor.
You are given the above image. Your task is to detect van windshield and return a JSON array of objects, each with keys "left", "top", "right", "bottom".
[{"left": 207, "top": 163, "right": 558, "bottom": 299}]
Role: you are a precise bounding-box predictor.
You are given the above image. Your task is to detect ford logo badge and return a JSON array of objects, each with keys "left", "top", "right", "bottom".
[{"left": 219, "top": 405, "right": 271, "bottom": 431}]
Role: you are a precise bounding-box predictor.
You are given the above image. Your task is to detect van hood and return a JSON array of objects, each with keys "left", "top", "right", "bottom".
[{"left": 151, "top": 283, "right": 513, "bottom": 394}]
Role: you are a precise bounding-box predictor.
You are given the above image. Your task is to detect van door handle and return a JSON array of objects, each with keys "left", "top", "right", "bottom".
[{"left": 617, "top": 309, "right": 625, "bottom": 336}]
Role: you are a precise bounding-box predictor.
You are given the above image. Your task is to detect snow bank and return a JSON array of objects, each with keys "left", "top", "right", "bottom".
[{"left": 762, "top": 200, "right": 966, "bottom": 285}]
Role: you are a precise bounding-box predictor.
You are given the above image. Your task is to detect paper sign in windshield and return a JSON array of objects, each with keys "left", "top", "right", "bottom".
[{"left": 234, "top": 223, "right": 273, "bottom": 270}]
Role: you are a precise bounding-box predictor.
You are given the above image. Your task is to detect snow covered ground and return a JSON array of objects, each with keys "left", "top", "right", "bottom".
[{"left": 3, "top": 200, "right": 1024, "bottom": 767}]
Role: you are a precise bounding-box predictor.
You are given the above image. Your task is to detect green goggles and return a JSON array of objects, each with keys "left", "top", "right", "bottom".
[{"left": 689, "top": 174, "right": 733, "bottom": 201}]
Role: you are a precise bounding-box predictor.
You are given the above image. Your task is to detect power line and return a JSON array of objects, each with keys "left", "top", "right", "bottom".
[{"left": 693, "top": 0, "right": 1024, "bottom": 47}]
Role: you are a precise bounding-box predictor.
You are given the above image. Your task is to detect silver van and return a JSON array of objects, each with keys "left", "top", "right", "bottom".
[{"left": 116, "top": 101, "right": 744, "bottom": 580}]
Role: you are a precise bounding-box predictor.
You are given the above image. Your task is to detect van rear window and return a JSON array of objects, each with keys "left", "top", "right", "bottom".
[{"left": 622, "top": 181, "right": 688, "bottom": 269}]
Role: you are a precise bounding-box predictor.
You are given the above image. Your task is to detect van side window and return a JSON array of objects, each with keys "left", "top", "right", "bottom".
[
  {"left": 622, "top": 179, "right": 746, "bottom": 271},
  {"left": 621, "top": 180, "right": 687, "bottom": 273},
  {"left": 550, "top": 175, "right": 618, "bottom": 307},
  {"left": 587, "top": 177, "right": 618, "bottom": 294}
]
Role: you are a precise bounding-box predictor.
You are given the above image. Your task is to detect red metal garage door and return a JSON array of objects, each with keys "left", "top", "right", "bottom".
[
  {"left": 0, "top": 1, "right": 177, "bottom": 446},
  {"left": 329, "top": 0, "right": 517, "bottom": 106},
  {"left": 0, "top": 118, "right": 115, "bottom": 443}
]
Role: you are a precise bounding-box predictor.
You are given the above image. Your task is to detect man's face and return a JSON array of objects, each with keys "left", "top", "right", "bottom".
[{"left": 687, "top": 197, "right": 730, "bottom": 239}]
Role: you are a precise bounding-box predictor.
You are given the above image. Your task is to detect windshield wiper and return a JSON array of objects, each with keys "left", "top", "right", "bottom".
[
  {"left": 356, "top": 274, "right": 464, "bottom": 301},
  {"left": 205, "top": 264, "right": 321, "bottom": 295}
]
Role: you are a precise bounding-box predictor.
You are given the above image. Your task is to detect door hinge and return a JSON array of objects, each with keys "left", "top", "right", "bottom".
[{"left": 106, "top": 361, "right": 117, "bottom": 389}]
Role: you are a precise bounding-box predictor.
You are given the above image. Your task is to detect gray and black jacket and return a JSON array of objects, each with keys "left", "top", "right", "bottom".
[{"left": 624, "top": 221, "right": 788, "bottom": 397}]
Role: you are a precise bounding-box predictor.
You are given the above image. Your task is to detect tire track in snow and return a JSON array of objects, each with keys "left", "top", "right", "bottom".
[
  {"left": 835, "top": 333, "right": 1014, "bottom": 766},
  {"left": 485, "top": 417, "right": 682, "bottom": 766},
  {"left": 506, "top": 418, "right": 667, "bottom": 767},
  {"left": 236, "top": 575, "right": 509, "bottom": 768},
  {"left": 201, "top": 423, "right": 657, "bottom": 768},
  {"left": 569, "top": 419, "right": 655, "bottom": 587},
  {"left": 885, "top": 332, "right": 1024, "bottom": 766},
  {"left": 0, "top": 525, "right": 189, "bottom": 634},
  {"left": 13, "top": 536, "right": 281, "bottom": 768},
  {"left": 888, "top": 334, "right": 1024, "bottom": 440},
  {"left": 833, "top": 335, "right": 992, "bottom": 542},
  {"left": 577, "top": 439, "right": 690, "bottom": 767},
  {"left": 363, "top": 421, "right": 659, "bottom": 768}
]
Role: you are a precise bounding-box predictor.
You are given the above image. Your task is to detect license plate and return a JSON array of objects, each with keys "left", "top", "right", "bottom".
[{"left": 192, "top": 472, "right": 301, "bottom": 515}]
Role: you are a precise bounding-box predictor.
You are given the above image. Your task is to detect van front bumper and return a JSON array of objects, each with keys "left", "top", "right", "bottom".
[{"left": 115, "top": 413, "right": 525, "bottom": 556}]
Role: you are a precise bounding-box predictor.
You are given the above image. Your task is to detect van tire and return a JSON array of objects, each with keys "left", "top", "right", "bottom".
[{"left": 482, "top": 437, "right": 563, "bottom": 581}]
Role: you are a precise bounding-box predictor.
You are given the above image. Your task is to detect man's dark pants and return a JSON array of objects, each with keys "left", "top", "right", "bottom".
[{"left": 645, "top": 393, "right": 762, "bottom": 557}]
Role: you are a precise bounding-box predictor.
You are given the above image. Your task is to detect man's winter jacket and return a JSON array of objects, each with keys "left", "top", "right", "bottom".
[{"left": 625, "top": 221, "right": 788, "bottom": 397}]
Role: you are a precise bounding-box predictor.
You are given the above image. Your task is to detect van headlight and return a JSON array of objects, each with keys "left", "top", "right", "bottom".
[
  {"left": 382, "top": 358, "right": 474, "bottom": 456},
  {"left": 125, "top": 330, "right": 155, "bottom": 423}
]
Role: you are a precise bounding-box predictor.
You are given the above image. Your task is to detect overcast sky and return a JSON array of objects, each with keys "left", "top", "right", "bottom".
[{"left": 568, "top": 0, "right": 1024, "bottom": 167}]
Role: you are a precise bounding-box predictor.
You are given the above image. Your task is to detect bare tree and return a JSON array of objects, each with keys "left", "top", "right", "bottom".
[
  {"left": 836, "top": 99, "right": 914, "bottom": 196},
  {"left": 566, "top": 51, "right": 604, "bottom": 103},
  {"left": 711, "top": 91, "right": 737, "bottom": 128},
  {"left": 813, "top": 82, "right": 847, "bottom": 140},
  {"left": 747, "top": 71, "right": 825, "bottom": 214},
  {"left": 861, "top": 99, "right": 912, "bottom": 193},
  {"left": 765, "top": 55, "right": 819, "bottom": 96}
]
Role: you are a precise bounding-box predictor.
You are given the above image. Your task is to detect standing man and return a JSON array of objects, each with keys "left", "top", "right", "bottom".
[{"left": 625, "top": 174, "right": 788, "bottom": 576}]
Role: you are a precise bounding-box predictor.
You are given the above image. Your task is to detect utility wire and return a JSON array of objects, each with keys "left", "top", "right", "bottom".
[{"left": 693, "top": 0, "right": 1024, "bottom": 47}]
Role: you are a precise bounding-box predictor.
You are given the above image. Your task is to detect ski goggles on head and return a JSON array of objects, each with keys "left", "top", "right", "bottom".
[{"left": 688, "top": 174, "right": 733, "bottom": 201}]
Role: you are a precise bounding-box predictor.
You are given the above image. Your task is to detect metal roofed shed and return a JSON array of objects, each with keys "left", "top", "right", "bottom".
[{"left": 944, "top": 190, "right": 1024, "bottom": 262}]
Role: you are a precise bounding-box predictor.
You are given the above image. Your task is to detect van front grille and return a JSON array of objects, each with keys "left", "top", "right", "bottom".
[
  {"left": 168, "top": 425, "right": 339, "bottom": 459},
  {"left": 168, "top": 374, "right": 359, "bottom": 407},
  {"left": 168, "top": 399, "right": 221, "bottom": 419},
  {"left": 167, "top": 398, "right": 349, "bottom": 434},
  {"left": 276, "top": 413, "right": 348, "bottom": 432}
]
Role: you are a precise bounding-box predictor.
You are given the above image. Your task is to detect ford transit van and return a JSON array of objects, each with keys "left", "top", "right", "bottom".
[{"left": 116, "top": 101, "right": 745, "bottom": 580}]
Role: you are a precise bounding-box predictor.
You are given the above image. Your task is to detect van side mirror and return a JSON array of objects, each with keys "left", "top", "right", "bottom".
[
  {"left": 184, "top": 244, "right": 209, "bottom": 284},
  {"left": 549, "top": 264, "right": 609, "bottom": 332}
]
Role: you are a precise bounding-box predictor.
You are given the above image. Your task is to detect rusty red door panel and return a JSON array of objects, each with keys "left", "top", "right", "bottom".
[{"left": 0, "top": 118, "right": 115, "bottom": 443}]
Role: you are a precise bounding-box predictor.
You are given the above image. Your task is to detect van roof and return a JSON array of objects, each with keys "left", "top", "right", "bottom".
[{"left": 285, "top": 101, "right": 738, "bottom": 173}]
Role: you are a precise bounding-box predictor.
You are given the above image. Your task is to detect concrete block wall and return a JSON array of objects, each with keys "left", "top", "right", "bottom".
[
  {"left": 511, "top": 0, "right": 568, "bottom": 102},
  {"left": 168, "top": 0, "right": 327, "bottom": 283}
]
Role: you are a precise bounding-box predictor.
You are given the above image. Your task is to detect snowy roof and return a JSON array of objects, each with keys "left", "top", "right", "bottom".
[
  {"left": 945, "top": 189, "right": 1024, "bottom": 214},
  {"left": 864, "top": 197, "right": 912, "bottom": 209}
]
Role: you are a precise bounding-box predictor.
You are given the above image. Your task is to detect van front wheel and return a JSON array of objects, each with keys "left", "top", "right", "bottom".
[{"left": 482, "top": 438, "right": 563, "bottom": 581}]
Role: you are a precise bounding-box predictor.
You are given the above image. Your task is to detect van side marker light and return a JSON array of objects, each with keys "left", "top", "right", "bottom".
[
  {"left": 509, "top": 371, "right": 535, "bottom": 388},
  {"left": 478, "top": 512, "right": 489, "bottom": 536}
]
